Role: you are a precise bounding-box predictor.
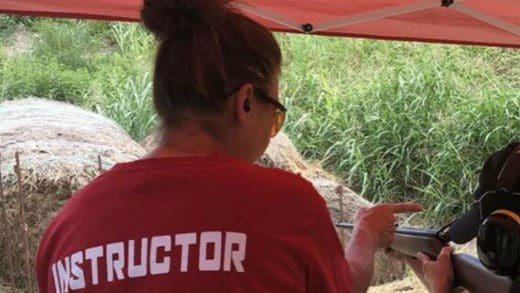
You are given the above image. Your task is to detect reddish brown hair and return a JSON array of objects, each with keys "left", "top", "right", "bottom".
[{"left": 141, "top": 0, "right": 282, "bottom": 127}]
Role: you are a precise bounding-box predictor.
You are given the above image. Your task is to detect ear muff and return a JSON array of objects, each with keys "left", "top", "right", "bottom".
[
  {"left": 477, "top": 209, "right": 520, "bottom": 277},
  {"left": 244, "top": 99, "right": 251, "bottom": 113}
]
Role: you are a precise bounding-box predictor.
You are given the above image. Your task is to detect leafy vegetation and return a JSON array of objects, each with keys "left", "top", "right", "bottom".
[{"left": 1, "top": 16, "right": 519, "bottom": 224}]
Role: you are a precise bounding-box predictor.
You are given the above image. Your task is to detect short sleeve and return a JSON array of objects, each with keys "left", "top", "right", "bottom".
[{"left": 305, "top": 188, "right": 353, "bottom": 293}]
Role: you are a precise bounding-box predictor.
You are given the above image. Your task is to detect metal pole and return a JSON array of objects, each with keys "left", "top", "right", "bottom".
[
  {"left": 98, "top": 155, "right": 103, "bottom": 174},
  {"left": 14, "top": 153, "right": 34, "bottom": 292},
  {"left": 335, "top": 185, "right": 346, "bottom": 246}
]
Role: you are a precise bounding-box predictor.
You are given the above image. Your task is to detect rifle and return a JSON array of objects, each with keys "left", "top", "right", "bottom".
[{"left": 336, "top": 222, "right": 513, "bottom": 293}]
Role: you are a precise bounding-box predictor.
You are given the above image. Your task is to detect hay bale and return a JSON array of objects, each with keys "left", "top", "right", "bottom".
[
  {"left": 142, "top": 131, "right": 407, "bottom": 285},
  {"left": 0, "top": 98, "right": 146, "bottom": 290},
  {"left": 258, "top": 133, "right": 369, "bottom": 237},
  {"left": 261, "top": 133, "right": 407, "bottom": 285}
]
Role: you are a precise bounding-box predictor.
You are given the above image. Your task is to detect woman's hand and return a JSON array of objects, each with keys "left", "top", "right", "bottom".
[
  {"left": 346, "top": 202, "right": 422, "bottom": 293},
  {"left": 352, "top": 202, "right": 423, "bottom": 249}
]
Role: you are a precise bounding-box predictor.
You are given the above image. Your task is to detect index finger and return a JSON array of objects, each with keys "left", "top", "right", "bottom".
[{"left": 388, "top": 202, "right": 423, "bottom": 214}]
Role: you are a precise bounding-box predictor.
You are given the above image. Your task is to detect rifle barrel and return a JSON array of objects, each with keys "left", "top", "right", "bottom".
[
  {"left": 336, "top": 222, "right": 440, "bottom": 238},
  {"left": 335, "top": 223, "right": 512, "bottom": 292}
]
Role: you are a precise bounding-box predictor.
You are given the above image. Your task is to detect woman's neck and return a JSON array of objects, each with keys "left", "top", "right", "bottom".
[{"left": 143, "top": 124, "right": 229, "bottom": 159}]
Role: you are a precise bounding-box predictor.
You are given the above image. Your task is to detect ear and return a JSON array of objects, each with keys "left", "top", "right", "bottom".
[{"left": 233, "top": 83, "right": 254, "bottom": 124}]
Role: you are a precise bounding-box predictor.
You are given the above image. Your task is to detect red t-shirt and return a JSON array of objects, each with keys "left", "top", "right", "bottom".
[{"left": 36, "top": 154, "right": 352, "bottom": 292}]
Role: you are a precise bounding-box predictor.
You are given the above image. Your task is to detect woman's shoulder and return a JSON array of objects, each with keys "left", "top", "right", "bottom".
[{"left": 243, "top": 163, "right": 327, "bottom": 206}]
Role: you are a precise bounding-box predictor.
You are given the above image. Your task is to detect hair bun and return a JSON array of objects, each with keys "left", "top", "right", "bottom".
[{"left": 141, "top": 0, "right": 230, "bottom": 39}]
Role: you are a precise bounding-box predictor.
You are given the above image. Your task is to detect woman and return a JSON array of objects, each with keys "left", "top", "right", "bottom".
[{"left": 36, "top": 0, "right": 452, "bottom": 292}]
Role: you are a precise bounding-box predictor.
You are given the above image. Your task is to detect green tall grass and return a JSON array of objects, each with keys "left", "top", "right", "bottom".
[
  {"left": 280, "top": 35, "right": 519, "bottom": 222},
  {"left": 0, "top": 17, "right": 519, "bottom": 223},
  {"left": 0, "top": 17, "right": 157, "bottom": 141}
]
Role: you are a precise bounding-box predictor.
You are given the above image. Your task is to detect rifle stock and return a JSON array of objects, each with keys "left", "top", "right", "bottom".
[
  {"left": 452, "top": 253, "right": 512, "bottom": 293},
  {"left": 337, "top": 222, "right": 513, "bottom": 292}
]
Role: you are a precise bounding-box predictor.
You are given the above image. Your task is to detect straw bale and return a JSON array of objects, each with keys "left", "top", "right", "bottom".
[
  {"left": 143, "top": 131, "right": 407, "bottom": 285},
  {"left": 262, "top": 133, "right": 408, "bottom": 285},
  {"left": 0, "top": 98, "right": 145, "bottom": 289}
]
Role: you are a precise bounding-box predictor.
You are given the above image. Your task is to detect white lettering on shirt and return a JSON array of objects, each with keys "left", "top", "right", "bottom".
[
  {"left": 51, "top": 263, "right": 60, "bottom": 293},
  {"left": 56, "top": 256, "right": 70, "bottom": 293},
  {"left": 175, "top": 233, "right": 197, "bottom": 272},
  {"left": 70, "top": 251, "right": 86, "bottom": 290},
  {"left": 128, "top": 238, "right": 148, "bottom": 278},
  {"left": 150, "top": 235, "right": 171, "bottom": 275},
  {"left": 85, "top": 246, "right": 103, "bottom": 285},
  {"left": 106, "top": 242, "right": 125, "bottom": 282},
  {"left": 50, "top": 231, "right": 247, "bottom": 291},
  {"left": 199, "top": 231, "right": 222, "bottom": 271},
  {"left": 223, "top": 232, "right": 247, "bottom": 272}
]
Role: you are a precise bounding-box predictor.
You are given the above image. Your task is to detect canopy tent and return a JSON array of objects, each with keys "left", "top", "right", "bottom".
[{"left": 0, "top": 0, "right": 519, "bottom": 48}]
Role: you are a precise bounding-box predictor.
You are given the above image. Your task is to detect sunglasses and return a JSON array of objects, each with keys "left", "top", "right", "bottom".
[{"left": 254, "top": 89, "right": 287, "bottom": 138}]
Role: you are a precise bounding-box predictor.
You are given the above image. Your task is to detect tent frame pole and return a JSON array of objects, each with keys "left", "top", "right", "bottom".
[
  {"left": 311, "top": 0, "right": 443, "bottom": 33},
  {"left": 233, "top": 0, "right": 519, "bottom": 39},
  {"left": 451, "top": 3, "right": 520, "bottom": 37},
  {"left": 232, "top": 2, "right": 301, "bottom": 31}
]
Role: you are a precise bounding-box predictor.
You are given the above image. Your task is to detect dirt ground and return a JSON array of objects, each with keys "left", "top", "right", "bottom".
[
  {"left": 369, "top": 275, "right": 427, "bottom": 293},
  {"left": 3, "top": 25, "right": 34, "bottom": 58}
]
